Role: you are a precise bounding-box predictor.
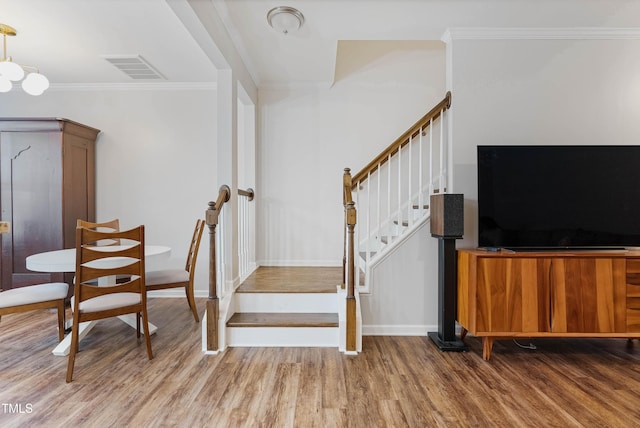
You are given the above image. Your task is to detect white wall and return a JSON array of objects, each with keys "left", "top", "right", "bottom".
[
  {"left": 447, "top": 35, "right": 640, "bottom": 249},
  {"left": 257, "top": 43, "right": 446, "bottom": 330},
  {"left": 256, "top": 32, "right": 640, "bottom": 332},
  {"left": 362, "top": 222, "right": 440, "bottom": 335},
  {"left": 0, "top": 87, "right": 217, "bottom": 294},
  {"left": 258, "top": 44, "right": 446, "bottom": 266}
]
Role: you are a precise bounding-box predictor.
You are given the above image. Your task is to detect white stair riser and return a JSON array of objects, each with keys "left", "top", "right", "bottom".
[
  {"left": 234, "top": 292, "right": 337, "bottom": 313},
  {"left": 227, "top": 326, "right": 339, "bottom": 347}
]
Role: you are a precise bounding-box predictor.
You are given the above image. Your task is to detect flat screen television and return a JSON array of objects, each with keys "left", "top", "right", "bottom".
[{"left": 477, "top": 145, "right": 640, "bottom": 250}]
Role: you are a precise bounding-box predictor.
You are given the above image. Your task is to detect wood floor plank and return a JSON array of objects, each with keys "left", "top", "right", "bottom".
[{"left": 2, "top": 299, "right": 640, "bottom": 427}]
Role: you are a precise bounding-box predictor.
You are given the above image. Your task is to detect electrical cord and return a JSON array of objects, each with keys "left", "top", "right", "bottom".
[{"left": 513, "top": 339, "right": 537, "bottom": 350}]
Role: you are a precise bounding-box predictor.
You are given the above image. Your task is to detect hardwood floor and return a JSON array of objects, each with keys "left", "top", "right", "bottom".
[{"left": 2, "top": 298, "right": 640, "bottom": 427}]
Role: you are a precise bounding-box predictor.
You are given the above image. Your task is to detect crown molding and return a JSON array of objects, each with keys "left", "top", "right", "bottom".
[
  {"left": 47, "top": 82, "right": 217, "bottom": 92},
  {"left": 442, "top": 27, "right": 640, "bottom": 42}
]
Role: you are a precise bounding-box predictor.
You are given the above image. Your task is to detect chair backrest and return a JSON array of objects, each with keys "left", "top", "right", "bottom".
[
  {"left": 77, "top": 219, "right": 121, "bottom": 246},
  {"left": 185, "top": 219, "right": 205, "bottom": 275},
  {"left": 74, "top": 225, "right": 145, "bottom": 307}
]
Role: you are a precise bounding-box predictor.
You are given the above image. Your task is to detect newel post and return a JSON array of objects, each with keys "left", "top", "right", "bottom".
[
  {"left": 342, "top": 168, "right": 352, "bottom": 290},
  {"left": 205, "top": 185, "right": 231, "bottom": 352},
  {"left": 345, "top": 200, "right": 357, "bottom": 352},
  {"left": 205, "top": 200, "right": 220, "bottom": 352}
]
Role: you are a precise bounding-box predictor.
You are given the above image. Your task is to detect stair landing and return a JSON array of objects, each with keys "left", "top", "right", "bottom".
[{"left": 236, "top": 266, "right": 341, "bottom": 293}]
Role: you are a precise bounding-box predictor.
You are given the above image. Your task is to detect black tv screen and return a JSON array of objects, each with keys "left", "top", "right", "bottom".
[{"left": 477, "top": 145, "right": 640, "bottom": 250}]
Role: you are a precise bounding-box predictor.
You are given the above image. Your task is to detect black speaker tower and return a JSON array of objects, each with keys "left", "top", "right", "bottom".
[{"left": 428, "top": 193, "right": 468, "bottom": 352}]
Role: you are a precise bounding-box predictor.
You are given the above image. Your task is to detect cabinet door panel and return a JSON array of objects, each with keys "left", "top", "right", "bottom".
[
  {"left": 62, "top": 136, "right": 94, "bottom": 248},
  {"left": 1, "top": 132, "right": 64, "bottom": 289},
  {"left": 550, "top": 258, "right": 626, "bottom": 333},
  {"left": 476, "top": 258, "right": 549, "bottom": 333}
]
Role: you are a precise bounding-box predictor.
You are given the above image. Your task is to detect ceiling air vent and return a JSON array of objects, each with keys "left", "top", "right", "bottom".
[{"left": 102, "top": 55, "right": 165, "bottom": 80}]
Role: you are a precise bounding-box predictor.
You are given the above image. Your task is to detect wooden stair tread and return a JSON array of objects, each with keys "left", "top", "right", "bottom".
[
  {"left": 237, "top": 267, "right": 340, "bottom": 293},
  {"left": 227, "top": 312, "right": 339, "bottom": 328}
]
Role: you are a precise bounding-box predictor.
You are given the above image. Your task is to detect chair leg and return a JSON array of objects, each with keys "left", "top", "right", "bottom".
[
  {"left": 57, "top": 300, "right": 66, "bottom": 342},
  {"left": 185, "top": 284, "right": 199, "bottom": 322},
  {"left": 136, "top": 312, "right": 141, "bottom": 338},
  {"left": 141, "top": 308, "right": 154, "bottom": 360},
  {"left": 66, "top": 313, "right": 80, "bottom": 383}
]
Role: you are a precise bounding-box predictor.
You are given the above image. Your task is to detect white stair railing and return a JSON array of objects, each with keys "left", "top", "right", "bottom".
[{"left": 345, "top": 92, "right": 452, "bottom": 292}]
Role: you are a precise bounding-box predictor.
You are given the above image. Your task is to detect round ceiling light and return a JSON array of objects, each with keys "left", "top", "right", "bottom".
[{"left": 267, "top": 6, "right": 304, "bottom": 35}]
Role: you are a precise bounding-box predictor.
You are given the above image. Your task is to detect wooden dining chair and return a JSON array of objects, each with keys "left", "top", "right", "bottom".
[
  {"left": 0, "top": 282, "right": 69, "bottom": 341},
  {"left": 66, "top": 225, "right": 153, "bottom": 383},
  {"left": 77, "top": 219, "right": 121, "bottom": 246},
  {"left": 146, "top": 219, "right": 205, "bottom": 322},
  {"left": 1, "top": 224, "right": 69, "bottom": 342},
  {"left": 77, "top": 218, "right": 135, "bottom": 284}
]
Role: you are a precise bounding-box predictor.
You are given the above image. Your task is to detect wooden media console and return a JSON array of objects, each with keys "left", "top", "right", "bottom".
[{"left": 456, "top": 248, "right": 640, "bottom": 360}]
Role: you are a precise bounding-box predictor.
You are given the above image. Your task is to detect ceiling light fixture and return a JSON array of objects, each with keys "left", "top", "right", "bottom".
[
  {"left": 267, "top": 6, "right": 304, "bottom": 35},
  {"left": 0, "top": 23, "right": 49, "bottom": 96}
]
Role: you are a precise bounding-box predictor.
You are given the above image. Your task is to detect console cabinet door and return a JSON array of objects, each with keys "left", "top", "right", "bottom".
[
  {"left": 627, "top": 259, "right": 640, "bottom": 332},
  {"left": 475, "top": 257, "right": 550, "bottom": 333},
  {"left": 549, "top": 258, "right": 626, "bottom": 333}
]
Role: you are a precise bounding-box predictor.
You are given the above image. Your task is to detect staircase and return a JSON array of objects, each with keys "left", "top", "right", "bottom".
[
  {"left": 347, "top": 92, "right": 452, "bottom": 293},
  {"left": 203, "top": 92, "right": 451, "bottom": 354},
  {"left": 226, "top": 267, "right": 341, "bottom": 347},
  {"left": 358, "top": 203, "right": 431, "bottom": 273}
]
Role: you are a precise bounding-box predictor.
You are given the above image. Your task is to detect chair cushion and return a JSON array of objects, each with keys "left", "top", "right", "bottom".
[
  {"left": 0, "top": 283, "right": 68, "bottom": 308},
  {"left": 71, "top": 293, "right": 140, "bottom": 313},
  {"left": 145, "top": 269, "right": 189, "bottom": 286}
]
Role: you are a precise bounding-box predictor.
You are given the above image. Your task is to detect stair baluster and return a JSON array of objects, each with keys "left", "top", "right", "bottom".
[{"left": 344, "top": 91, "right": 452, "bottom": 293}]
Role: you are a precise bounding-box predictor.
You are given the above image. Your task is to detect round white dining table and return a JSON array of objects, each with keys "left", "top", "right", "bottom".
[
  {"left": 26, "top": 245, "right": 171, "bottom": 356},
  {"left": 26, "top": 245, "right": 171, "bottom": 272}
]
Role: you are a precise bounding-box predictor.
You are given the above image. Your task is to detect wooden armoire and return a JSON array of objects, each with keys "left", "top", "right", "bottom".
[{"left": 0, "top": 118, "right": 100, "bottom": 290}]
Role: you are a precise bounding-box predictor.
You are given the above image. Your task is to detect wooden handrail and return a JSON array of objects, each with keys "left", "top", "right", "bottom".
[
  {"left": 351, "top": 91, "right": 451, "bottom": 186},
  {"left": 238, "top": 187, "right": 255, "bottom": 201},
  {"left": 205, "top": 184, "right": 231, "bottom": 352},
  {"left": 210, "top": 185, "right": 231, "bottom": 222}
]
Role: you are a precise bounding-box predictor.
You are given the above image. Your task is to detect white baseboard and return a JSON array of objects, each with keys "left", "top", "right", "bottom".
[
  {"left": 363, "top": 324, "right": 466, "bottom": 336},
  {"left": 149, "top": 289, "right": 212, "bottom": 299},
  {"left": 363, "top": 324, "right": 437, "bottom": 336},
  {"left": 148, "top": 290, "right": 187, "bottom": 298}
]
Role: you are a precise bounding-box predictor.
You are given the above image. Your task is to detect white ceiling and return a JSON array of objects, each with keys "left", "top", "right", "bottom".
[
  {"left": 0, "top": 0, "right": 217, "bottom": 85},
  {"left": 1, "top": 0, "right": 640, "bottom": 87}
]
